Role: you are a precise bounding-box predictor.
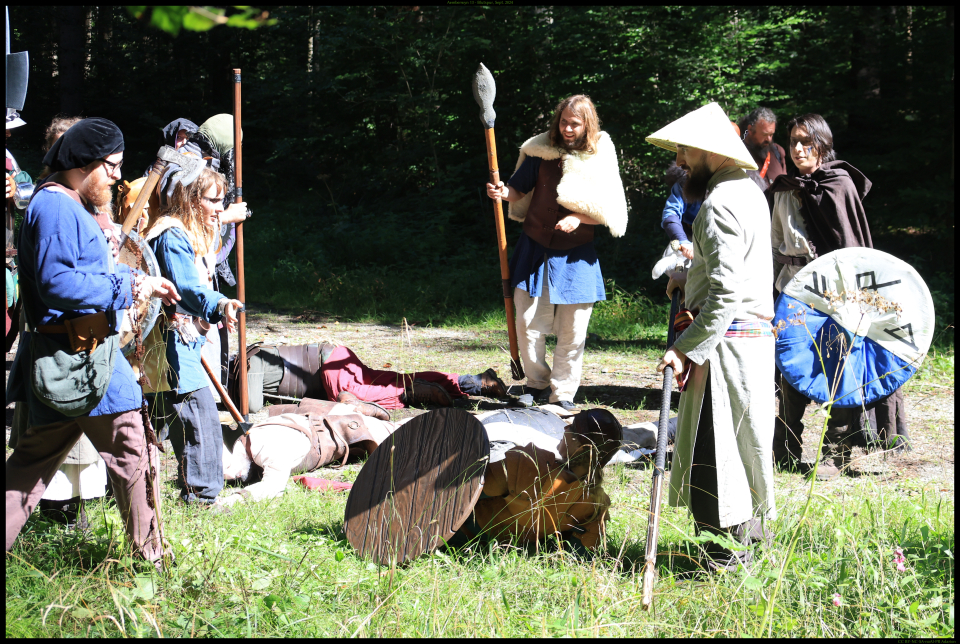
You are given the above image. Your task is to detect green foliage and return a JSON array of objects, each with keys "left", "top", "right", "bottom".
[
  {"left": 124, "top": 6, "right": 275, "bottom": 36},
  {"left": 4, "top": 6, "right": 953, "bottom": 346}
]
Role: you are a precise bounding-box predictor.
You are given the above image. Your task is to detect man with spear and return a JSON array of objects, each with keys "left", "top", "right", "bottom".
[
  {"left": 646, "top": 103, "right": 777, "bottom": 573},
  {"left": 484, "top": 88, "right": 628, "bottom": 411}
]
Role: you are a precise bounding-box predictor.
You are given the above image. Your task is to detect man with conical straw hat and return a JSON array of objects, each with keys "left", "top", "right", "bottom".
[{"left": 646, "top": 102, "right": 776, "bottom": 572}]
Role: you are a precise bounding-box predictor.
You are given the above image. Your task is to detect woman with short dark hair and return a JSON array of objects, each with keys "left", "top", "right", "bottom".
[{"left": 768, "top": 113, "right": 909, "bottom": 478}]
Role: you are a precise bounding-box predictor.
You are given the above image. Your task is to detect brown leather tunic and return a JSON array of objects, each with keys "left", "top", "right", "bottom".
[{"left": 523, "top": 157, "right": 594, "bottom": 250}]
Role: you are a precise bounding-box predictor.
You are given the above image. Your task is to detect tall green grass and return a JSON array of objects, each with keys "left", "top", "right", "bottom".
[{"left": 6, "top": 460, "right": 953, "bottom": 637}]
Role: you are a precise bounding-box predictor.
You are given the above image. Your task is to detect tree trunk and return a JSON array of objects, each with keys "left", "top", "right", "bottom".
[{"left": 58, "top": 6, "right": 85, "bottom": 115}]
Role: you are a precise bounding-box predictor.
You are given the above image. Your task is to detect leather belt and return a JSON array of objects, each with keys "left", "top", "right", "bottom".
[
  {"left": 773, "top": 252, "right": 811, "bottom": 267},
  {"left": 35, "top": 324, "right": 68, "bottom": 334}
]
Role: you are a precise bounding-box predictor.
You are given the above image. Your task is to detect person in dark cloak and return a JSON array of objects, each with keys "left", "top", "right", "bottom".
[{"left": 767, "top": 113, "right": 910, "bottom": 478}]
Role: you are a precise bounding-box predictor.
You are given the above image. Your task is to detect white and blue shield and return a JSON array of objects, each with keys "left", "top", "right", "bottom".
[{"left": 775, "top": 248, "right": 934, "bottom": 408}]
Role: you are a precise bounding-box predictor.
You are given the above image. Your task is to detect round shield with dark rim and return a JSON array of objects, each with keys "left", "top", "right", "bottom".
[{"left": 344, "top": 408, "right": 489, "bottom": 565}]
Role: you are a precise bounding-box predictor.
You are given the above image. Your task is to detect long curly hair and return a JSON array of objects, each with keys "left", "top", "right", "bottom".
[
  {"left": 149, "top": 167, "right": 226, "bottom": 258},
  {"left": 548, "top": 94, "right": 602, "bottom": 154}
]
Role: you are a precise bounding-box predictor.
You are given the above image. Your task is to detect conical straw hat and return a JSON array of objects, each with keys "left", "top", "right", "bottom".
[{"left": 646, "top": 102, "right": 758, "bottom": 171}]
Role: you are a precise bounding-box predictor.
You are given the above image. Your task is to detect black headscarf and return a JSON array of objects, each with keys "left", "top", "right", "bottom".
[
  {"left": 41, "top": 117, "right": 124, "bottom": 172},
  {"left": 158, "top": 118, "right": 199, "bottom": 149}
]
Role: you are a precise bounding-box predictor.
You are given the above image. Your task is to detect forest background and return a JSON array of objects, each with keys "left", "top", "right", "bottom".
[{"left": 6, "top": 6, "right": 955, "bottom": 346}]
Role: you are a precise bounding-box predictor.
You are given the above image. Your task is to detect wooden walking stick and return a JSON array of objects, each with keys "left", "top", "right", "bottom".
[
  {"left": 642, "top": 282, "right": 683, "bottom": 610},
  {"left": 232, "top": 67, "right": 249, "bottom": 418},
  {"left": 472, "top": 63, "right": 524, "bottom": 381}
]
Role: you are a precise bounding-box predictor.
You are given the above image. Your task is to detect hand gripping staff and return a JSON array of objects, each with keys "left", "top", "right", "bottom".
[
  {"left": 232, "top": 68, "right": 250, "bottom": 418},
  {"left": 472, "top": 63, "right": 524, "bottom": 381},
  {"left": 641, "top": 274, "right": 683, "bottom": 610}
]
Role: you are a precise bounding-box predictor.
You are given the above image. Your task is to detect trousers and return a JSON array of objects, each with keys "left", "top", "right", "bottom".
[
  {"left": 774, "top": 374, "right": 910, "bottom": 463},
  {"left": 5, "top": 408, "right": 165, "bottom": 562},
  {"left": 513, "top": 280, "right": 594, "bottom": 403},
  {"left": 149, "top": 387, "right": 223, "bottom": 503},
  {"left": 320, "top": 345, "right": 467, "bottom": 410}
]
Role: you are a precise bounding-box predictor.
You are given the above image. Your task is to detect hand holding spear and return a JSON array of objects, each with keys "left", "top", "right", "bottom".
[{"left": 472, "top": 63, "right": 524, "bottom": 381}]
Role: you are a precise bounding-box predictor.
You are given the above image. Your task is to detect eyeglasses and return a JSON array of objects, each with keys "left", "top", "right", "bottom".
[
  {"left": 99, "top": 158, "right": 123, "bottom": 173},
  {"left": 789, "top": 137, "right": 814, "bottom": 149},
  {"left": 202, "top": 196, "right": 224, "bottom": 206}
]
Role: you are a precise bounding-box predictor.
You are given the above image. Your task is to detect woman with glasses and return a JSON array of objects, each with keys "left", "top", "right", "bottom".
[{"left": 142, "top": 167, "right": 242, "bottom": 511}]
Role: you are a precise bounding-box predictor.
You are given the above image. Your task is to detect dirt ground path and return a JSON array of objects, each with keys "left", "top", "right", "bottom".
[{"left": 6, "top": 306, "right": 954, "bottom": 492}]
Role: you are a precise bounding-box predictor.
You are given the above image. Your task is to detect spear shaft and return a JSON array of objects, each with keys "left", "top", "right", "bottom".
[
  {"left": 473, "top": 63, "right": 524, "bottom": 380},
  {"left": 233, "top": 68, "right": 249, "bottom": 418}
]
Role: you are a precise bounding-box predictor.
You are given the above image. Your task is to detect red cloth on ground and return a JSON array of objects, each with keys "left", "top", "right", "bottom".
[
  {"left": 320, "top": 345, "right": 465, "bottom": 410},
  {"left": 292, "top": 476, "right": 353, "bottom": 492}
]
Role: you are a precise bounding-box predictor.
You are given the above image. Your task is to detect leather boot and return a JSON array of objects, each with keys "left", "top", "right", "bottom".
[
  {"left": 37, "top": 496, "right": 89, "bottom": 532},
  {"left": 811, "top": 444, "right": 842, "bottom": 481},
  {"left": 479, "top": 369, "right": 508, "bottom": 398},
  {"left": 833, "top": 443, "right": 855, "bottom": 477},
  {"left": 336, "top": 390, "right": 390, "bottom": 421},
  {"left": 401, "top": 380, "right": 453, "bottom": 408}
]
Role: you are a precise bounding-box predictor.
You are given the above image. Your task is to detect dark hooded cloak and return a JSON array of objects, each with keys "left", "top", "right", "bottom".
[
  {"left": 767, "top": 160, "right": 873, "bottom": 256},
  {"left": 158, "top": 118, "right": 199, "bottom": 150}
]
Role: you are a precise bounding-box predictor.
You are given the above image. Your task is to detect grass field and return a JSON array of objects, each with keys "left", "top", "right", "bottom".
[
  {"left": 5, "top": 448, "right": 954, "bottom": 637},
  {"left": 6, "top": 277, "right": 955, "bottom": 638},
  {"left": 5, "top": 311, "right": 954, "bottom": 638}
]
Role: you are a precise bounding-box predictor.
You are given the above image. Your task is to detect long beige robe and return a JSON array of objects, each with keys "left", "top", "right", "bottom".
[{"left": 669, "top": 165, "right": 777, "bottom": 527}]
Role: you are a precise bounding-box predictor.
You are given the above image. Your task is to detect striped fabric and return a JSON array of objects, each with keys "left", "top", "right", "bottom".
[
  {"left": 671, "top": 313, "right": 771, "bottom": 392},
  {"left": 724, "top": 319, "right": 773, "bottom": 337}
]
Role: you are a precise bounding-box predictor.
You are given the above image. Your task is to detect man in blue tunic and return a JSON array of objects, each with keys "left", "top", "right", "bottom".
[
  {"left": 5, "top": 118, "right": 180, "bottom": 569},
  {"left": 486, "top": 95, "right": 628, "bottom": 410}
]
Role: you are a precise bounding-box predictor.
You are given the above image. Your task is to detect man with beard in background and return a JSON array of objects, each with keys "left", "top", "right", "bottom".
[{"left": 738, "top": 107, "right": 787, "bottom": 191}]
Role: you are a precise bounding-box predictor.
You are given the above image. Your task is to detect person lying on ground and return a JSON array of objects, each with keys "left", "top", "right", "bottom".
[
  {"left": 218, "top": 397, "right": 410, "bottom": 506},
  {"left": 454, "top": 407, "right": 622, "bottom": 555},
  {"left": 232, "top": 341, "right": 509, "bottom": 413}
]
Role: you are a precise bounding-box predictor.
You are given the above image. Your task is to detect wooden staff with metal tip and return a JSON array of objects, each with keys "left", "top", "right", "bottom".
[
  {"left": 232, "top": 68, "right": 249, "bottom": 419},
  {"left": 472, "top": 63, "right": 524, "bottom": 381}
]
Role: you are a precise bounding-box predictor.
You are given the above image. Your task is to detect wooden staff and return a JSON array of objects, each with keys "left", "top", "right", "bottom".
[
  {"left": 642, "top": 285, "right": 682, "bottom": 610},
  {"left": 233, "top": 67, "right": 249, "bottom": 418},
  {"left": 472, "top": 63, "right": 524, "bottom": 380}
]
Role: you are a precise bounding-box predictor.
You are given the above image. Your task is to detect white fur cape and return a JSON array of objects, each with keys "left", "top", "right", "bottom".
[{"left": 506, "top": 131, "right": 628, "bottom": 238}]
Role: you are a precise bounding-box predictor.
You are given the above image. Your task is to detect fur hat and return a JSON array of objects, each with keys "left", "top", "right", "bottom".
[{"left": 646, "top": 102, "right": 758, "bottom": 171}]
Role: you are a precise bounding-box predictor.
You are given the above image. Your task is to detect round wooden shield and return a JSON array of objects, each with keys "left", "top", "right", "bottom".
[
  {"left": 344, "top": 408, "right": 489, "bottom": 565},
  {"left": 117, "top": 232, "right": 162, "bottom": 357}
]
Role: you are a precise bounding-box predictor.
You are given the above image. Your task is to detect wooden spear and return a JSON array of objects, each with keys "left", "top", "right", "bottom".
[
  {"left": 641, "top": 285, "right": 682, "bottom": 610},
  {"left": 472, "top": 63, "right": 524, "bottom": 381},
  {"left": 232, "top": 67, "right": 249, "bottom": 418}
]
